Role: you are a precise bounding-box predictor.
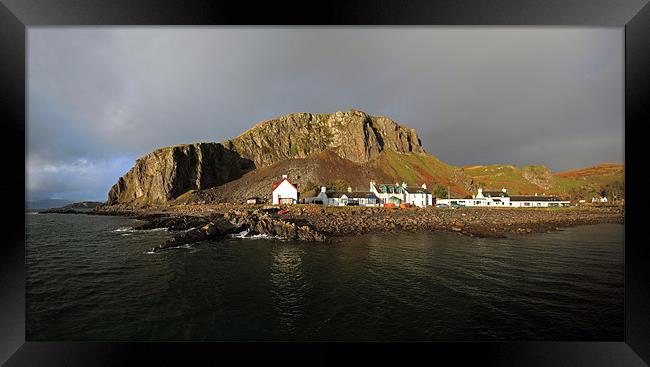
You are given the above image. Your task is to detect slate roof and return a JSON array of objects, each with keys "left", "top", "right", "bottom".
[
  {"left": 272, "top": 178, "right": 297, "bottom": 190},
  {"left": 345, "top": 191, "right": 378, "bottom": 199},
  {"left": 327, "top": 191, "right": 378, "bottom": 199},
  {"left": 407, "top": 188, "right": 431, "bottom": 194},
  {"left": 482, "top": 190, "right": 509, "bottom": 197},
  {"left": 509, "top": 195, "right": 566, "bottom": 202}
]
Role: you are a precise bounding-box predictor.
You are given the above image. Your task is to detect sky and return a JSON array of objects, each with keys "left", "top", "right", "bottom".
[{"left": 27, "top": 27, "right": 624, "bottom": 202}]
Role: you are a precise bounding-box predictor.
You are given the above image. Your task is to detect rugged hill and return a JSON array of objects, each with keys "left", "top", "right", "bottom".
[
  {"left": 107, "top": 143, "right": 255, "bottom": 204},
  {"left": 106, "top": 109, "right": 624, "bottom": 206},
  {"left": 108, "top": 110, "right": 429, "bottom": 205},
  {"left": 223, "top": 109, "right": 425, "bottom": 166},
  {"left": 182, "top": 149, "right": 475, "bottom": 204}
]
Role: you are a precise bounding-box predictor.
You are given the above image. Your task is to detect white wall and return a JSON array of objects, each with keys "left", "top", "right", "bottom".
[{"left": 272, "top": 180, "right": 298, "bottom": 205}]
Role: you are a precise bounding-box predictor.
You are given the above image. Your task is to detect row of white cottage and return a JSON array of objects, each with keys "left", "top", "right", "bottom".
[
  {"left": 271, "top": 175, "right": 570, "bottom": 208},
  {"left": 436, "top": 188, "right": 570, "bottom": 208},
  {"left": 308, "top": 180, "right": 434, "bottom": 207},
  {"left": 272, "top": 176, "right": 433, "bottom": 207}
]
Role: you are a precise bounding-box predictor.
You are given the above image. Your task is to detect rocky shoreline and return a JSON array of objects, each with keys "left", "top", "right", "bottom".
[
  {"left": 41, "top": 204, "right": 624, "bottom": 250},
  {"left": 149, "top": 209, "right": 326, "bottom": 252}
]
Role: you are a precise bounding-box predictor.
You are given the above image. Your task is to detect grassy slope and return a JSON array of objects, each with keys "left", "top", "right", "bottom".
[
  {"left": 176, "top": 151, "right": 623, "bottom": 203},
  {"left": 552, "top": 163, "right": 625, "bottom": 198},
  {"left": 461, "top": 164, "right": 548, "bottom": 195},
  {"left": 374, "top": 150, "right": 471, "bottom": 196},
  {"left": 461, "top": 163, "right": 624, "bottom": 198}
]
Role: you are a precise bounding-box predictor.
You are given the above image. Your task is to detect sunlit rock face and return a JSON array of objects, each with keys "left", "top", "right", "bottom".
[
  {"left": 107, "top": 110, "right": 426, "bottom": 205},
  {"left": 223, "top": 109, "right": 425, "bottom": 167},
  {"left": 107, "top": 142, "right": 255, "bottom": 205}
]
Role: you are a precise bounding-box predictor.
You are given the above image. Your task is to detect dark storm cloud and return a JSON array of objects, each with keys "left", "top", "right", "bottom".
[{"left": 27, "top": 27, "right": 623, "bottom": 201}]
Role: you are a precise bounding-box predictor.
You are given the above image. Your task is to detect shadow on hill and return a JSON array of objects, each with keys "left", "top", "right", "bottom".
[{"left": 168, "top": 143, "right": 257, "bottom": 199}]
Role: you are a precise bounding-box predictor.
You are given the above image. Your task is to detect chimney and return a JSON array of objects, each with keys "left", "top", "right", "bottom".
[
  {"left": 421, "top": 183, "right": 427, "bottom": 189},
  {"left": 347, "top": 186, "right": 352, "bottom": 192},
  {"left": 321, "top": 187, "right": 326, "bottom": 193},
  {"left": 282, "top": 174, "right": 287, "bottom": 179}
]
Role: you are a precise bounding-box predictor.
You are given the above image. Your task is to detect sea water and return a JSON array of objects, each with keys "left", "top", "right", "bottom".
[{"left": 26, "top": 213, "right": 624, "bottom": 341}]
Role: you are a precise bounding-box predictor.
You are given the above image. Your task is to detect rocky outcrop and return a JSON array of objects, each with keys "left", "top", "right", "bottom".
[
  {"left": 107, "top": 143, "right": 255, "bottom": 205},
  {"left": 150, "top": 209, "right": 326, "bottom": 252},
  {"left": 225, "top": 109, "right": 425, "bottom": 167},
  {"left": 152, "top": 216, "right": 241, "bottom": 252},
  {"left": 107, "top": 110, "right": 426, "bottom": 205},
  {"left": 521, "top": 165, "right": 554, "bottom": 190},
  {"left": 224, "top": 209, "right": 326, "bottom": 241}
]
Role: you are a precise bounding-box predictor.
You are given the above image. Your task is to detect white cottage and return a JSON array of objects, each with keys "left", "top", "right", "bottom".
[
  {"left": 313, "top": 186, "right": 380, "bottom": 206},
  {"left": 369, "top": 180, "right": 433, "bottom": 207},
  {"left": 404, "top": 183, "right": 433, "bottom": 207},
  {"left": 272, "top": 175, "right": 298, "bottom": 205}
]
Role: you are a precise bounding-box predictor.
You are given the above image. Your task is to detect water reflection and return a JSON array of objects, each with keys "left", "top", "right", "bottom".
[{"left": 269, "top": 244, "right": 307, "bottom": 334}]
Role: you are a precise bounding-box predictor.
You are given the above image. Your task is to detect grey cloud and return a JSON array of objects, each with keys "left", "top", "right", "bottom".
[{"left": 27, "top": 27, "right": 623, "bottom": 201}]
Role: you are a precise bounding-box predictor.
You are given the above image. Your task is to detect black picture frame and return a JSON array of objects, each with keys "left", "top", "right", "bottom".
[{"left": 2, "top": 1, "right": 649, "bottom": 365}]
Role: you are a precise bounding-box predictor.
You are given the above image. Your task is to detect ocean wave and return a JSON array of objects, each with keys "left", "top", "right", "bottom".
[
  {"left": 143, "top": 244, "right": 192, "bottom": 254},
  {"left": 230, "top": 229, "right": 251, "bottom": 238},
  {"left": 144, "top": 228, "right": 169, "bottom": 232},
  {"left": 27, "top": 212, "right": 39, "bottom": 215},
  {"left": 230, "top": 229, "right": 282, "bottom": 240},
  {"left": 112, "top": 227, "right": 168, "bottom": 233}
]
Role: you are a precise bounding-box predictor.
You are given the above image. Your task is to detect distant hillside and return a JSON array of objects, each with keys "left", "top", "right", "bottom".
[
  {"left": 462, "top": 164, "right": 555, "bottom": 195},
  {"left": 106, "top": 110, "right": 624, "bottom": 206},
  {"left": 553, "top": 163, "right": 625, "bottom": 199},
  {"left": 27, "top": 199, "right": 73, "bottom": 210},
  {"left": 461, "top": 163, "right": 624, "bottom": 199},
  {"left": 61, "top": 201, "right": 103, "bottom": 209}
]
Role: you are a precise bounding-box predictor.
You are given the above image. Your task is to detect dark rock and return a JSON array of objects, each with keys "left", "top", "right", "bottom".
[{"left": 152, "top": 216, "right": 241, "bottom": 253}]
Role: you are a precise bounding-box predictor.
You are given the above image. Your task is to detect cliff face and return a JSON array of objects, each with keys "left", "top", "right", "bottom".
[
  {"left": 521, "top": 165, "right": 554, "bottom": 190},
  {"left": 225, "top": 109, "right": 425, "bottom": 167},
  {"left": 107, "top": 110, "right": 425, "bottom": 205},
  {"left": 107, "top": 143, "right": 254, "bottom": 205}
]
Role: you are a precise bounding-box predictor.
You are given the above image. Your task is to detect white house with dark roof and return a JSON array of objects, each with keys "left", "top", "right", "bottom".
[
  {"left": 272, "top": 175, "right": 298, "bottom": 205},
  {"left": 312, "top": 186, "right": 380, "bottom": 206},
  {"left": 369, "top": 180, "right": 433, "bottom": 207}
]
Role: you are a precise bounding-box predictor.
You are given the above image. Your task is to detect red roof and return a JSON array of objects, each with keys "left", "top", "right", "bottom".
[{"left": 272, "top": 177, "right": 298, "bottom": 191}]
